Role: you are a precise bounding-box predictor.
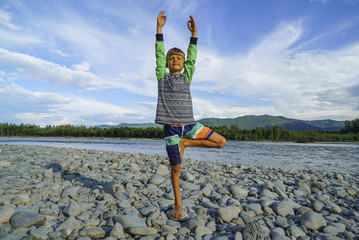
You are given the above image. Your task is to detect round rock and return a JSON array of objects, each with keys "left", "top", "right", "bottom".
[
  {"left": 300, "top": 212, "right": 327, "bottom": 230},
  {"left": 0, "top": 206, "right": 15, "bottom": 223},
  {"left": 218, "top": 206, "right": 241, "bottom": 223},
  {"left": 10, "top": 211, "right": 46, "bottom": 228},
  {"left": 149, "top": 174, "right": 165, "bottom": 186},
  {"left": 273, "top": 201, "right": 295, "bottom": 216}
]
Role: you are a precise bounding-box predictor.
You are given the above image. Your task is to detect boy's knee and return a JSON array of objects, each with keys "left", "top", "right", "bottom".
[
  {"left": 171, "top": 164, "right": 181, "bottom": 174},
  {"left": 217, "top": 137, "right": 226, "bottom": 148}
]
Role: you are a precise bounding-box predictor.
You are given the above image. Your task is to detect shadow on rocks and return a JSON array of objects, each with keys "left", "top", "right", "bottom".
[{"left": 46, "top": 162, "right": 115, "bottom": 195}]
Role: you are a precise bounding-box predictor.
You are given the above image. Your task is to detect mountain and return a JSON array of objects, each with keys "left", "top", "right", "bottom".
[
  {"left": 99, "top": 115, "right": 345, "bottom": 131},
  {"left": 198, "top": 115, "right": 345, "bottom": 131}
]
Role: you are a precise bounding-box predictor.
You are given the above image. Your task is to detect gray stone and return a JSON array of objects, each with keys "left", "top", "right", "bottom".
[
  {"left": 149, "top": 174, "right": 165, "bottom": 186},
  {"left": 271, "top": 231, "right": 289, "bottom": 240},
  {"left": 264, "top": 181, "right": 274, "bottom": 190},
  {"left": 323, "top": 225, "right": 341, "bottom": 235},
  {"left": 156, "top": 165, "right": 170, "bottom": 175},
  {"left": 76, "top": 237, "right": 91, "bottom": 240},
  {"left": 205, "top": 221, "right": 216, "bottom": 232},
  {"left": 287, "top": 225, "right": 306, "bottom": 237},
  {"left": 128, "top": 226, "right": 157, "bottom": 235},
  {"left": 80, "top": 226, "right": 106, "bottom": 239},
  {"left": 244, "top": 203, "right": 263, "bottom": 216},
  {"left": 312, "top": 200, "right": 324, "bottom": 212},
  {"left": 273, "top": 201, "right": 295, "bottom": 216},
  {"left": 184, "top": 172, "right": 195, "bottom": 181},
  {"left": 140, "top": 206, "right": 157, "bottom": 217},
  {"left": 239, "top": 211, "right": 253, "bottom": 224},
  {"left": 0, "top": 206, "right": 15, "bottom": 223},
  {"left": 229, "top": 185, "right": 249, "bottom": 198},
  {"left": 0, "top": 161, "right": 10, "bottom": 168},
  {"left": 275, "top": 216, "right": 288, "bottom": 228},
  {"left": 297, "top": 184, "right": 311, "bottom": 195},
  {"left": 202, "top": 201, "right": 219, "bottom": 209},
  {"left": 119, "top": 199, "right": 131, "bottom": 208},
  {"left": 260, "top": 189, "right": 277, "bottom": 199},
  {"left": 234, "top": 231, "right": 243, "bottom": 240},
  {"left": 113, "top": 191, "right": 129, "bottom": 201},
  {"left": 10, "top": 211, "right": 46, "bottom": 228},
  {"left": 55, "top": 216, "right": 83, "bottom": 231},
  {"left": 161, "top": 225, "right": 178, "bottom": 235},
  {"left": 195, "top": 226, "right": 213, "bottom": 236},
  {"left": 181, "top": 181, "right": 200, "bottom": 191},
  {"left": 114, "top": 214, "right": 147, "bottom": 229},
  {"left": 323, "top": 200, "right": 342, "bottom": 214},
  {"left": 109, "top": 223, "right": 126, "bottom": 239},
  {"left": 328, "top": 222, "right": 345, "bottom": 232},
  {"left": 202, "top": 186, "right": 212, "bottom": 196},
  {"left": 48, "top": 231, "right": 62, "bottom": 238},
  {"left": 186, "top": 215, "right": 205, "bottom": 230},
  {"left": 29, "top": 226, "right": 50, "bottom": 240},
  {"left": 218, "top": 206, "right": 241, "bottom": 223},
  {"left": 63, "top": 201, "right": 81, "bottom": 217},
  {"left": 243, "top": 221, "right": 270, "bottom": 240},
  {"left": 273, "top": 180, "right": 286, "bottom": 192},
  {"left": 273, "top": 186, "right": 288, "bottom": 199},
  {"left": 300, "top": 212, "right": 327, "bottom": 230}
]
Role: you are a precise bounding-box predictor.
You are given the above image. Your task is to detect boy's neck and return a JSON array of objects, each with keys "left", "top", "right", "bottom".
[{"left": 170, "top": 71, "right": 182, "bottom": 75}]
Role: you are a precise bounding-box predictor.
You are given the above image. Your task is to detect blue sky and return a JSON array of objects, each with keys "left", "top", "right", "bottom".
[{"left": 0, "top": 0, "right": 358, "bottom": 126}]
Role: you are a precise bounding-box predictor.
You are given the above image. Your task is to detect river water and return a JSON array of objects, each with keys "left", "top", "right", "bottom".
[{"left": 1, "top": 137, "right": 358, "bottom": 175}]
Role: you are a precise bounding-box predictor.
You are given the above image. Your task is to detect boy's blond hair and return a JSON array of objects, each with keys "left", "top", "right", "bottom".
[{"left": 166, "top": 47, "right": 185, "bottom": 68}]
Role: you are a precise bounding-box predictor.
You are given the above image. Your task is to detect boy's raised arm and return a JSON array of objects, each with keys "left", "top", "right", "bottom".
[
  {"left": 155, "top": 11, "right": 166, "bottom": 81},
  {"left": 157, "top": 11, "right": 166, "bottom": 34}
]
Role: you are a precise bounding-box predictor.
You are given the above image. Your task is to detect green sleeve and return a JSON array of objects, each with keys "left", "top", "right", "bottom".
[
  {"left": 183, "top": 44, "right": 197, "bottom": 84},
  {"left": 155, "top": 41, "right": 166, "bottom": 81}
]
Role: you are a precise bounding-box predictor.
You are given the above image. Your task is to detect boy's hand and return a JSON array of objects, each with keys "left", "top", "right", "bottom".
[
  {"left": 157, "top": 11, "right": 166, "bottom": 34},
  {"left": 187, "top": 15, "right": 197, "bottom": 38}
]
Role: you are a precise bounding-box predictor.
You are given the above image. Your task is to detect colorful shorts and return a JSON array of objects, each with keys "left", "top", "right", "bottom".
[{"left": 164, "top": 122, "right": 214, "bottom": 166}]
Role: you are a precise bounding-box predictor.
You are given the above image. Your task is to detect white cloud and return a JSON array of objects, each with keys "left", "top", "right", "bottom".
[
  {"left": 0, "top": 1, "right": 358, "bottom": 125},
  {"left": 0, "top": 9, "right": 21, "bottom": 30},
  {"left": 73, "top": 62, "right": 91, "bottom": 72},
  {"left": 50, "top": 49, "right": 70, "bottom": 57},
  {"left": 192, "top": 21, "right": 359, "bottom": 120},
  {"left": 164, "top": 0, "right": 207, "bottom": 17},
  {"left": 0, "top": 48, "right": 117, "bottom": 90},
  {"left": 192, "top": 97, "right": 278, "bottom": 120},
  {"left": 0, "top": 84, "right": 151, "bottom": 126}
]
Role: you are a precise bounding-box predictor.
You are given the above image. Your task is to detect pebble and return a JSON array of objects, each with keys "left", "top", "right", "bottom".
[
  {"left": 0, "top": 206, "right": 15, "bottom": 223},
  {"left": 10, "top": 211, "right": 46, "bottom": 228},
  {"left": 300, "top": 211, "right": 327, "bottom": 230},
  {"left": 218, "top": 206, "right": 241, "bottom": 223},
  {"left": 0, "top": 144, "right": 358, "bottom": 239}
]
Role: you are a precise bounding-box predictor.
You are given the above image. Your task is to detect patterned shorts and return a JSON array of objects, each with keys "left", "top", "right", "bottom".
[{"left": 164, "top": 122, "right": 214, "bottom": 166}]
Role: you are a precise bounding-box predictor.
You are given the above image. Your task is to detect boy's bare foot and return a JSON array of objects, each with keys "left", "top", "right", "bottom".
[{"left": 171, "top": 203, "right": 183, "bottom": 219}]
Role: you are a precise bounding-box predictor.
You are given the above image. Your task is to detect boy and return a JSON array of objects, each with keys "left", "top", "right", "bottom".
[{"left": 155, "top": 11, "right": 226, "bottom": 219}]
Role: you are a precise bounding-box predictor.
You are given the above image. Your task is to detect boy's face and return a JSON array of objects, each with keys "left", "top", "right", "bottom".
[{"left": 168, "top": 54, "right": 184, "bottom": 74}]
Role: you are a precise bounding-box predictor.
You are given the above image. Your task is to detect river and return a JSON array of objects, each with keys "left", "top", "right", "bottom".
[{"left": 0, "top": 137, "right": 358, "bottom": 175}]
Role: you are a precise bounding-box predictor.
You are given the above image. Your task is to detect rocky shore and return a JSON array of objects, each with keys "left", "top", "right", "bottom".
[{"left": 0, "top": 144, "right": 358, "bottom": 240}]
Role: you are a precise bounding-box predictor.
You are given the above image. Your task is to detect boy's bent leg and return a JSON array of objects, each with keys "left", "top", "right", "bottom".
[
  {"left": 180, "top": 131, "right": 226, "bottom": 152},
  {"left": 170, "top": 163, "right": 182, "bottom": 219}
]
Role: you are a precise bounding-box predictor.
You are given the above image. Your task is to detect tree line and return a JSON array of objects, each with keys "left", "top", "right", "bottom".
[{"left": 0, "top": 118, "right": 358, "bottom": 142}]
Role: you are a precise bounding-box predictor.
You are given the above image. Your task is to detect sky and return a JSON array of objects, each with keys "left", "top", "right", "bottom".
[{"left": 0, "top": 0, "right": 359, "bottom": 127}]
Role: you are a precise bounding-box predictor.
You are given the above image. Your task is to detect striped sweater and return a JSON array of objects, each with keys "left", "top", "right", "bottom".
[{"left": 155, "top": 34, "right": 198, "bottom": 125}]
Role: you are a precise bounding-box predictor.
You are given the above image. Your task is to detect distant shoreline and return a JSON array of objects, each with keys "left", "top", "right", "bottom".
[{"left": 1, "top": 136, "right": 358, "bottom": 143}]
